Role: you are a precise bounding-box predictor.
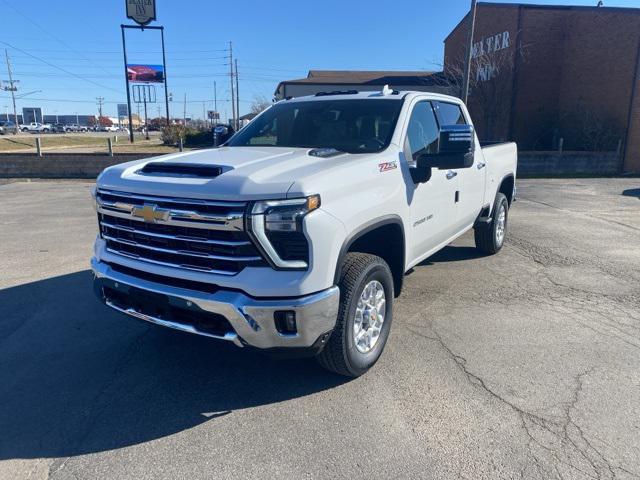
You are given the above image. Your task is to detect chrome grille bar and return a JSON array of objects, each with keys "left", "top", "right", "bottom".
[
  {"left": 103, "top": 235, "right": 261, "bottom": 262},
  {"left": 100, "top": 220, "right": 251, "bottom": 246},
  {"left": 97, "top": 199, "right": 244, "bottom": 232},
  {"left": 105, "top": 248, "right": 239, "bottom": 275}
]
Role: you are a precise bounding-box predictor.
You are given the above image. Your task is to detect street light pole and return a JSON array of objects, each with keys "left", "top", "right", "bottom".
[{"left": 461, "top": 0, "right": 477, "bottom": 104}]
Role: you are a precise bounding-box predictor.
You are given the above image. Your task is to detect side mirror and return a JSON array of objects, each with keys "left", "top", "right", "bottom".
[{"left": 416, "top": 124, "right": 475, "bottom": 173}]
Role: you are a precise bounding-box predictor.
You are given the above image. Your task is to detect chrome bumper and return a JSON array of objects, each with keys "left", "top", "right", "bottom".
[{"left": 91, "top": 258, "right": 339, "bottom": 350}]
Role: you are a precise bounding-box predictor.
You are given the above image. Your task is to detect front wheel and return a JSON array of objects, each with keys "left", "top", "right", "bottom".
[
  {"left": 474, "top": 192, "right": 509, "bottom": 254},
  {"left": 317, "top": 252, "right": 394, "bottom": 377}
]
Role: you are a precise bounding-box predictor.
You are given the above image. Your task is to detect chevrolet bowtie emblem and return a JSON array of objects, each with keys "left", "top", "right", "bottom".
[{"left": 131, "top": 204, "right": 170, "bottom": 223}]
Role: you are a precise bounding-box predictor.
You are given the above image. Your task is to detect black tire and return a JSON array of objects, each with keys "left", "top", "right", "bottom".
[
  {"left": 474, "top": 192, "right": 509, "bottom": 254},
  {"left": 317, "top": 252, "right": 394, "bottom": 377}
]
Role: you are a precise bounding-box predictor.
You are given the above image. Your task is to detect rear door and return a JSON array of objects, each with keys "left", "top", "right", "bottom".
[
  {"left": 434, "top": 101, "right": 486, "bottom": 230},
  {"left": 403, "top": 100, "right": 459, "bottom": 264}
]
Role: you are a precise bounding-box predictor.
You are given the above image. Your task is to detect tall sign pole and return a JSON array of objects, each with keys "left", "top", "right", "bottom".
[
  {"left": 122, "top": 0, "right": 168, "bottom": 138},
  {"left": 121, "top": 25, "right": 135, "bottom": 143},
  {"left": 160, "top": 27, "right": 170, "bottom": 126},
  {"left": 229, "top": 41, "right": 236, "bottom": 129},
  {"left": 461, "top": 0, "right": 477, "bottom": 103}
]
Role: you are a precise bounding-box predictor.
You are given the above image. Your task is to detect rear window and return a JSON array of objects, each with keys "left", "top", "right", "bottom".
[{"left": 436, "top": 102, "right": 467, "bottom": 126}]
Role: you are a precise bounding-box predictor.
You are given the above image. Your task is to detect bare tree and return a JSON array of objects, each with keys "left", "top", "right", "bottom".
[
  {"left": 250, "top": 95, "right": 272, "bottom": 115},
  {"left": 436, "top": 34, "right": 526, "bottom": 142}
]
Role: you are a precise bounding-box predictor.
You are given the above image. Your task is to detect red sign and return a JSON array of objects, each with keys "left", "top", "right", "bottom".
[{"left": 127, "top": 64, "right": 164, "bottom": 83}]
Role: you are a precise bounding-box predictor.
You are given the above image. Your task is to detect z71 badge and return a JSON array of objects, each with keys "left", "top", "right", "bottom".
[{"left": 378, "top": 161, "right": 398, "bottom": 172}]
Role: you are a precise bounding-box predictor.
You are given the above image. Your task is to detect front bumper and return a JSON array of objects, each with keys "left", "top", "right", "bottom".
[{"left": 91, "top": 258, "right": 339, "bottom": 350}]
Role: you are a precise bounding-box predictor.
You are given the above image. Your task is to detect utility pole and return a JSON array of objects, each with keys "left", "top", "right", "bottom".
[
  {"left": 96, "top": 96, "right": 104, "bottom": 119},
  {"left": 229, "top": 41, "right": 236, "bottom": 129},
  {"left": 4, "top": 49, "right": 19, "bottom": 134},
  {"left": 461, "top": 0, "right": 477, "bottom": 103},
  {"left": 183, "top": 93, "right": 187, "bottom": 125},
  {"left": 235, "top": 59, "right": 240, "bottom": 130},
  {"left": 214, "top": 80, "right": 217, "bottom": 122}
]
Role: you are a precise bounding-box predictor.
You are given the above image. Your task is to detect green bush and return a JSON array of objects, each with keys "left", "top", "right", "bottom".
[
  {"left": 184, "top": 129, "right": 213, "bottom": 147},
  {"left": 161, "top": 125, "right": 213, "bottom": 147},
  {"left": 160, "top": 124, "right": 187, "bottom": 145}
]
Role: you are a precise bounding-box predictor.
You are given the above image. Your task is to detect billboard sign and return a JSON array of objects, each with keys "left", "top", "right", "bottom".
[
  {"left": 207, "top": 110, "right": 220, "bottom": 120},
  {"left": 127, "top": 64, "right": 164, "bottom": 83},
  {"left": 126, "top": 0, "right": 156, "bottom": 26},
  {"left": 117, "top": 104, "right": 129, "bottom": 117}
]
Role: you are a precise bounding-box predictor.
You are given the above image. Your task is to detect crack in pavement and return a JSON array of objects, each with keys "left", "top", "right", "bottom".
[{"left": 404, "top": 323, "right": 639, "bottom": 479}]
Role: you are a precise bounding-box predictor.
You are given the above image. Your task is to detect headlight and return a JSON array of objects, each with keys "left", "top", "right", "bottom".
[{"left": 250, "top": 195, "right": 320, "bottom": 269}]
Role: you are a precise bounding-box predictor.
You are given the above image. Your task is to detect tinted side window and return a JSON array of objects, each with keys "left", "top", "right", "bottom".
[
  {"left": 436, "top": 102, "right": 467, "bottom": 125},
  {"left": 404, "top": 102, "right": 439, "bottom": 165}
]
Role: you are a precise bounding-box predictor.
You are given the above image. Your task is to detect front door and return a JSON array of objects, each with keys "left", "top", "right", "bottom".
[{"left": 403, "top": 100, "right": 459, "bottom": 264}]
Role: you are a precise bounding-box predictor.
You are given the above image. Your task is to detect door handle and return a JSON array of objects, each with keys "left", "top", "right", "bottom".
[
  {"left": 477, "top": 162, "right": 486, "bottom": 170},
  {"left": 446, "top": 170, "right": 457, "bottom": 180}
]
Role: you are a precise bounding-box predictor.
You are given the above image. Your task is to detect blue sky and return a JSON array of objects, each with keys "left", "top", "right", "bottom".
[{"left": 1, "top": 0, "right": 638, "bottom": 121}]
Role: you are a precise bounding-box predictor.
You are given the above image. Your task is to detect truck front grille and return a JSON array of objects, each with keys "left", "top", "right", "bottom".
[{"left": 96, "top": 189, "right": 265, "bottom": 275}]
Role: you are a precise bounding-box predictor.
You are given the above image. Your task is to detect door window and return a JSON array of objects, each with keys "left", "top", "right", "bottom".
[{"left": 403, "top": 101, "right": 440, "bottom": 167}]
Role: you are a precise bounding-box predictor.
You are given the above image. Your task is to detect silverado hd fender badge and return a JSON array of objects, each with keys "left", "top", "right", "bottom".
[{"left": 378, "top": 161, "right": 397, "bottom": 172}]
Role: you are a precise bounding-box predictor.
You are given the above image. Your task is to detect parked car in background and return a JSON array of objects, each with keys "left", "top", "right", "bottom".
[
  {"left": 0, "top": 120, "right": 17, "bottom": 134},
  {"left": 213, "top": 124, "right": 235, "bottom": 146},
  {"left": 52, "top": 124, "right": 67, "bottom": 133},
  {"left": 21, "top": 122, "right": 49, "bottom": 133},
  {"left": 66, "top": 124, "right": 88, "bottom": 132}
]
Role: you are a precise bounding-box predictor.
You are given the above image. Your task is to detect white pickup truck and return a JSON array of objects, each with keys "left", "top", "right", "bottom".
[
  {"left": 20, "top": 122, "right": 51, "bottom": 133},
  {"left": 91, "top": 89, "right": 517, "bottom": 377}
]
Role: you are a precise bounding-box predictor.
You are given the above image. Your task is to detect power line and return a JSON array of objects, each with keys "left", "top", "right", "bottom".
[
  {"left": 0, "top": 41, "right": 122, "bottom": 93},
  {"left": 0, "top": 0, "right": 115, "bottom": 78}
]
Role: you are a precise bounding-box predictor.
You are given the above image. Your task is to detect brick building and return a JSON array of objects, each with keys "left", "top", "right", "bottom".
[{"left": 444, "top": 2, "right": 640, "bottom": 173}]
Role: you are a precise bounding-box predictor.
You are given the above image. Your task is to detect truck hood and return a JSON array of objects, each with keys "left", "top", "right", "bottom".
[{"left": 97, "top": 146, "right": 361, "bottom": 201}]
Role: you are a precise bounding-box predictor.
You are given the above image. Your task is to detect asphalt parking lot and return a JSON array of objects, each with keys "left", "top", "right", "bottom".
[{"left": 1, "top": 178, "right": 639, "bottom": 480}]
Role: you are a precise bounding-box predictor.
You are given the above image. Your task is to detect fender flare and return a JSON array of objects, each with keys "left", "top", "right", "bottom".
[{"left": 333, "top": 215, "right": 406, "bottom": 290}]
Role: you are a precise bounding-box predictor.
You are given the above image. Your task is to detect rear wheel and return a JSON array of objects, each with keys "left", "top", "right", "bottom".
[
  {"left": 317, "top": 253, "right": 394, "bottom": 377},
  {"left": 474, "top": 192, "right": 509, "bottom": 254}
]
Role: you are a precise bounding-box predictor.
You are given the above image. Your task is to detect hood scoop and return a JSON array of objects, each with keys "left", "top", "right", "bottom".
[{"left": 137, "top": 162, "right": 223, "bottom": 178}]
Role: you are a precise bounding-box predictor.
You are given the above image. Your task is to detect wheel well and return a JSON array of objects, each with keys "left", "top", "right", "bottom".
[
  {"left": 341, "top": 222, "right": 405, "bottom": 297},
  {"left": 499, "top": 175, "right": 515, "bottom": 205}
]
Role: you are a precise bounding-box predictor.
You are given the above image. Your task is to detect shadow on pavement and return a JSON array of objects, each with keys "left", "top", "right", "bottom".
[
  {"left": 622, "top": 188, "right": 640, "bottom": 199},
  {"left": 417, "top": 245, "right": 485, "bottom": 266},
  {"left": 0, "top": 271, "right": 347, "bottom": 460}
]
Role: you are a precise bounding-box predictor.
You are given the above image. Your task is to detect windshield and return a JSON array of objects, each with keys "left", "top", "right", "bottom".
[{"left": 228, "top": 98, "right": 404, "bottom": 153}]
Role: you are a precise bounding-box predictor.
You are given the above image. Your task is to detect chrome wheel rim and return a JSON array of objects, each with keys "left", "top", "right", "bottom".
[
  {"left": 495, "top": 204, "right": 506, "bottom": 246},
  {"left": 353, "top": 280, "right": 386, "bottom": 354}
]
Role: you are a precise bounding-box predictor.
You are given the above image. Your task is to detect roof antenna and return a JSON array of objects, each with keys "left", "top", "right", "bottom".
[{"left": 382, "top": 84, "right": 393, "bottom": 96}]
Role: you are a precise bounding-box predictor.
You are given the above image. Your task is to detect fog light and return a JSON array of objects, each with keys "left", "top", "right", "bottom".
[{"left": 274, "top": 310, "right": 297, "bottom": 335}]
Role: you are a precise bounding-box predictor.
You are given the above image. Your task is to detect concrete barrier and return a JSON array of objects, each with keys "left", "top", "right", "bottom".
[
  {"left": 0, "top": 150, "right": 625, "bottom": 179},
  {"left": 0, "top": 153, "right": 159, "bottom": 179},
  {"left": 517, "top": 151, "right": 621, "bottom": 176}
]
